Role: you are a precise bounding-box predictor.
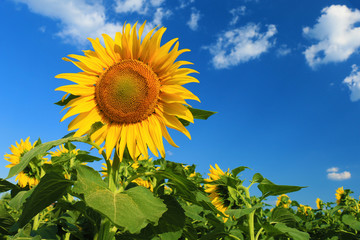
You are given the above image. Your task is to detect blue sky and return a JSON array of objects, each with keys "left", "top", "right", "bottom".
[{"left": 2, "top": 0, "right": 360, "bottom": 207}]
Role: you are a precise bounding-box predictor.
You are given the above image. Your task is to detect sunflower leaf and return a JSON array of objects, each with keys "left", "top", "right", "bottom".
[
  {"left": 258, "top": 178, "right": 305, "bottom": 200},
  {"left": 6, "top": 136, "right": 86, "bottom": 179},
  {"left": 14, "top": 172, "right": 73, "bottom": 230},
  {"left": 0, "top": 178, "right": 19, "bottom": 193},
  {"left": 72, "top": 165, "right": 167, "bottom": 234}
]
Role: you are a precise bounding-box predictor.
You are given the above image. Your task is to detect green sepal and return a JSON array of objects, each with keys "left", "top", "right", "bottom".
[
  {"left": 54, "top": 94, "right": 78, "bottom": 106},
  {"left": 179, "top": 107, "right": 216, "bottom": 126}
]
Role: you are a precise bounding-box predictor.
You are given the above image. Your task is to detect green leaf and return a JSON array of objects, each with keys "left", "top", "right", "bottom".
[
  {"left": 0, "top": 204, "right": 16, "bottom": 235},
  {"left": 76, "top": 154, "right": 102, "bottom": 163},
  {"left": 270, "top": 208, "right": 297, "bottom": 227},
  {"left": 226, "top": 204, "right": 262, "bottom": 219},
  {"left": 9, "top": 189, "right": 34, "bottom": 209},
  {"left": 258, "top": 179, "right": 305, "bottom": 199},
  {"left": 72, "top": 165, "right": 167, "bottom": 233},
  {"left": 231, "top": 166, "right": 249, "bottom": 177},
  {"left": 251, "top": 173, "right": 264, "bottom": 183},
  {"left": 155, "top": 195, "right": 185, "bottom": 240},
  {"left": 0, "top": 178, "right": 20, "bottom": 193},
  {"left": 342, "top": 214, "right": 360, "bottom": 231},
  {"left": 179, "top": 107, "right": 216, "bottom": 126},
  {"left": 16, "top": 172, "right": 73, "bottom": 229},
  {"left": 88, "top": 121, "right": 104, "bottom": 136},
  {"left": 7, "top": 136, "right": 86, "bottom": 179},
  {"left": 274, "top": 223, "right": 310, "bottom": 240},
  {"left": 54, "top": 94, "right": 78, "bottom": 106}
]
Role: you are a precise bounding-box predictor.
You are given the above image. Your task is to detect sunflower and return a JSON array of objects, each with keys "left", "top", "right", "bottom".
[
  {"left": 276, "top": 194, "right": 291, "bottom": 208},
  {"left": 298, "top": 204, "right": 312, "bottom": 216},
  {"left": 56, "top": 21, "right": 199, "bottom": 161},
  {"left": 205, "top": 164, "right": 231, "bottom": 220},
  {"left": 335, "top": 187, "right": 345, "bottom": 205},
  {"left": 4, "top": 137, "right": 44, "bottom": 188},
  {"left": 316, "top": 198, "right": 322, "bottom": 210},
  {"left": 50, "top": 144, "right": 79, "bottom": 157}
]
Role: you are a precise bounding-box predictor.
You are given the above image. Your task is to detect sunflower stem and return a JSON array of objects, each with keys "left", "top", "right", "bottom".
[{"left": 238, "top": 186, "right": 255, "bottom": 240}]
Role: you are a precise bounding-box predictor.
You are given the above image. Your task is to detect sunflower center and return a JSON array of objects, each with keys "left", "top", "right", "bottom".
[{"left": 95, "top": 59, "right": 160, "bottom": 124}]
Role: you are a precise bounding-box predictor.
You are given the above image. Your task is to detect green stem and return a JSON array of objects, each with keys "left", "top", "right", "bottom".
[
  {"left": 238, "top": 186, "right": 255, "bottom": 240},
  {"left": 255, "top": 227, "right": 264, "bottom": 240}
]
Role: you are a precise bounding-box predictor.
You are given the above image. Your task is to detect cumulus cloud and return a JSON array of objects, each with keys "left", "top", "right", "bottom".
[
  {"left": 115, "top": 0, "right": 147, "bottom": 14},
  {"left": 187, "top": 8, "right": 201, "bottom": 31},
  {"left": 12, "top": 0, "right": 170, "bottom": 46},
  {"left": 327, "top": 167, "right": 339, "bottom": 172},
  {"left": 303, "top": 5, "right": 360, "bottom": 68},
  {"left": 327, "top": 167, "right": 351, "bottom": 181},
  {"left": 206, "top": 23, "right": 277, "bottom": 69},
  {"left": 178, "top": 0, "right": 195, "bottom": 9},
  {"left": 13, "top": 0, "right": 121, "bottom": 45},
  {"left": 276, "top": 44, "right": 291, "bottom": 57},
  {"left": 229, "top": 6, "right": 246, "bottom": 25},
  {"left": 343, "top": 64, "right": 360, "bottom": 101}
]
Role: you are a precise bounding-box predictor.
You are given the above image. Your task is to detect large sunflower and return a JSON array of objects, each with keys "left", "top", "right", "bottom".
[
  {"left": 4, "top": 138, "right": 43, "bottom": 188},
  {"left": 56, "top": 22, "right": 199, "bottom": 160}
]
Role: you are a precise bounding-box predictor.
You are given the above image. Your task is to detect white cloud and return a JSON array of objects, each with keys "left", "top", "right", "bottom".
[
  {"left": 187, "top": 8, "right": 201, "bottom": 31},
  {"left": 326, "top": 167, "right": 351, "bottom": 181},
  {"left": 303, "top": 5, "right": 360, "bottom": 68},
  {"left": 206, "top": 23, "right": 277, "bottom": 69},
  {"left": 12, "top": 0, "right": 170, "bottom": 46},
  {"left": 328, "top": 171, "right": 351, "bottom": 180},
  {"left": 166, "top": 151, "right": 173, "bottom": 156},
  {"left": 13, "top": 0, "right": 122, "bottom": 45},
  {"left": 115, "top": 0, "right": 147, "bottom": 14},
  {"left": 343, "top": 64, "right": 360, "bottom": 101},
  {"left": 276, "top": 44, "right": 291, "bottom": 57},
  {"left": 39, "top": 25, "right": 46, "bottom": 33},
  {"left": 179, "top": 0, "right": 194, "bottom": 9},
  {"left": 327, "top": 167, "right": 339, "bottom": 172},
  {"left": 150, "top": 0, "right": 165, "bottom": 7},
  {"left": 229, "top": 6, "right": 246, "bottom": 25}
]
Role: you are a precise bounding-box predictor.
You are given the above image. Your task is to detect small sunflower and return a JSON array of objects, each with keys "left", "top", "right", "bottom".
[
  {"left": 56, "top": 21, "right": 199, "bottom": 161},
  {"left": 205, "top": 164, "right": 231, "bottom": 220},
  {"left": 298, "top": 204, "right": 312, "bottom": 216},
  {"left": 276, "top": 194, "right": 291, "bottom": 208},
  {"left": 4, "top": 137, "right": 46, "bottom": 188},
  {"left": 335, "top": 187, "right": 345, "bottom": 205},
  {"left": 50, "top": 144, "right": 79, "bottom": 157},
  {"left": 316, "top": 198, "right": 323, "bottom": 210}
]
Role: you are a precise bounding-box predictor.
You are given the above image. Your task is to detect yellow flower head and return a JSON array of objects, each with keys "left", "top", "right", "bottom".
[
  {"left": 276, "top": 194, "right": 291, "bottom": 208},
  {"left": 4, "top": 137, "right": 45, "bottom": 188},
  {"left": 56, "top": 21, "right": 200, "bottom": 161},
  {"left": 50, "top": 144, "right": 79, "bottom": 157},
  {"left": 205, "top": 164, "right": 231, "bottom": 221},
  {"left": 335, "top": 187, "right": 345, "bottom": 205},
  {"left": 298, "top": 204, "right": 312, "bottom": 216},
  {"left": 316, "top": 198, "right": 323, "bottom": 210}
]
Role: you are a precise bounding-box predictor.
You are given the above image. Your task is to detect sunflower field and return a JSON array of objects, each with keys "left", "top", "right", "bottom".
[{"left": 1, "top": 22, "right": 360, "bottom": 240}]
